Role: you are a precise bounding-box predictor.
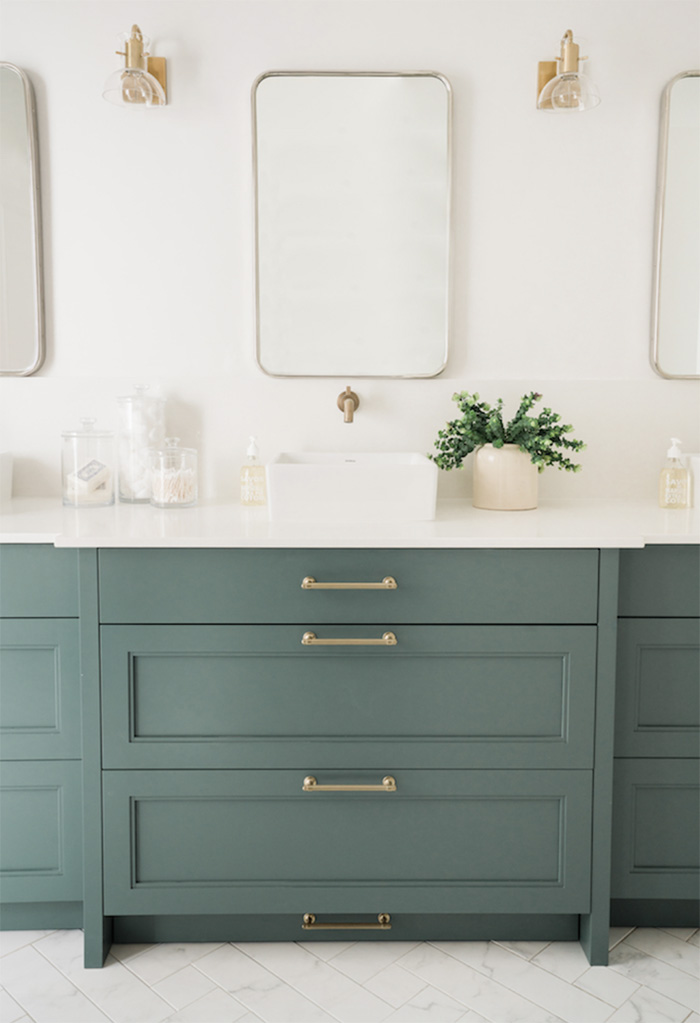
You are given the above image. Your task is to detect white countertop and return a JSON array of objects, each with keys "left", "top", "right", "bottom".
[{"left": 0, "top": 497, "right": 698, "bottom": 548}]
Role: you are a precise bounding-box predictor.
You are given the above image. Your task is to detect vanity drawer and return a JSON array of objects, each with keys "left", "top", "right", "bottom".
[
  {"left": 101, "top": 624, "right": 597, "bottom": 769},
  {"left": 0, "top": 619, "right": 81, "bottom": 760},
  {"left": 102, "top": 768, "right": 592, "bottom": 916},
  {"left": 0, "top": 760, "right": 83, "bottom": 904},
  {"left": 615, "top": 619, "right": 700, "bottom": 758},
  {"left": 0, "top": 545, "right": 79, "bottom": 618},
  {"left": 618, "top": 546, "right": 700, "bottom": 618},
  {"left": 98, "top": 548, "right": 599, "bottom": 625},
  {"left": 612, "top": 759, "right": 700, "bottom": 901}
]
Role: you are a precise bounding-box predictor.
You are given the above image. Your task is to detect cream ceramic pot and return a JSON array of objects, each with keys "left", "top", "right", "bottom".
[{"left": 472, "top": 444, "right": 538, "bottom": 511}]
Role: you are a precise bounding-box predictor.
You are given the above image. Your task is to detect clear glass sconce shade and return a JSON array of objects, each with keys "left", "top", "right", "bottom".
[
  {"left": 102, "top": 67, "right": 165, "bottom": 106},
  {"left": 538, "top": 71, "right": 601, "bottom": 112}
]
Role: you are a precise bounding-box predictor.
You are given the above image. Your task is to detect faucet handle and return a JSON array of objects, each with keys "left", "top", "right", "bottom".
[{"left": 337, "top": 386, "right": 360, "bottom": 423}]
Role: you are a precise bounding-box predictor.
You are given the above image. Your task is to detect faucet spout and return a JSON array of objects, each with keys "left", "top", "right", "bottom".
[{"left": 337, "top": 386, "right": 360, "bottom": 423}]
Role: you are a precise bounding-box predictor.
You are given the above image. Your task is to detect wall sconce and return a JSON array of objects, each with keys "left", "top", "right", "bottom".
[
  {"left": 537, "top": 30, "right": 600, "bottom": 112},
  {"left": 102, "top": 25, "right": 167, "bottom": 107}
]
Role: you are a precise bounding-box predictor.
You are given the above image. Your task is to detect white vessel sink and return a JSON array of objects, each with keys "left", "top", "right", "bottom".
[{"left": 267, "top": 452, "right": 438, "bottom": 522}]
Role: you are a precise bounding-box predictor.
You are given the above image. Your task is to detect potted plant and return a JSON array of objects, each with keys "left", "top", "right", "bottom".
[{"left": 430, "top": 391, "right": 585, "bottom": 510}]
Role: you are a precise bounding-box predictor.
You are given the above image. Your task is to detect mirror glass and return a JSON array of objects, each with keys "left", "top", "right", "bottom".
[
  {"left": 0, "top": 63, "right": 44, "bottom": 376},
  {"left": 651, "top": 71, "right": 700, "bottom": 378},
  {"left": 253, "top": 72, "right": 451, "bottom": 377}
]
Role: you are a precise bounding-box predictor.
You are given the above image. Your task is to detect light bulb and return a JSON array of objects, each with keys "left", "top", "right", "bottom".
[{"left": 103, "top": 67, "right": 166, "bottom": 107}]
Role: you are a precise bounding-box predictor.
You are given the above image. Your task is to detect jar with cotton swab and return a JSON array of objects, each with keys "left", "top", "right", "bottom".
[{"left": 150, "top": 438, "right": 198, "bottom": 508}]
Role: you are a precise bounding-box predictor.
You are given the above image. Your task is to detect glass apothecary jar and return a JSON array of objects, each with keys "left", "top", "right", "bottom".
[
  {"left": 150, "top": 438, "right": 198, "bottom": 508},
  {"left": 117, "top": 384, "right": 165, "bottom": 503},
  {"left": 61, "top": 418, "right": 115, "bottom": 507}
]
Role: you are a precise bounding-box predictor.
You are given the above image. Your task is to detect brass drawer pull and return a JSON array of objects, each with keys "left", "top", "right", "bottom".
[
  {"left": 301, "top": 576, "right": 397, "bottom": 590},
  {"left": 301, "top": 631, "right": 397, "bottom": 646},
  {"left": 303, "top": 775, "right": 397, "bottom": 792},
  {"left": 302, "top": 913, "right": 391, "bottom": 930}
]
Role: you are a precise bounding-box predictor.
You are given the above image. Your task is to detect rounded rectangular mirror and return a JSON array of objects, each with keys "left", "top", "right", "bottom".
[
  {"left": 0, "top": 63, "right": 45, "bottom": 377},
  {"left": 253, "top": 72, "right": 451, "bottom": 377},
  {"left": 651, "top": 71, "right": 700, "bottom": 379}
]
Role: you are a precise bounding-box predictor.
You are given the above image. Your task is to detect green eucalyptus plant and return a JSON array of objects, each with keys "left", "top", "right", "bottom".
[{"left": 430, "top": 391, "right": 585, "bottom": 473}]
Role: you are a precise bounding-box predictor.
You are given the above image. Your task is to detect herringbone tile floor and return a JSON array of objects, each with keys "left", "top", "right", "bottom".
[{"left": 1, "top": 927, "right": 698, "bottom": 1022}]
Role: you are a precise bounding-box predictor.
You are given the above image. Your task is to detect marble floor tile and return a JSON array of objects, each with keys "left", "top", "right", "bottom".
[
  {"left": 396, "top": 942, "right": 564, "bottom": 1023},
  {"left": 363, "top": 962, "right": 428, "bottom": 1007},
  {"left": 606, "top": 985, "right": 693, "bottom": 1022},
  {"left": 323, "top": 941, "right": 420, "bottom": 984},
  {"left": 574, "top": 965, "right": 640, "bottom": 1008},
  {"left": 235, "top": 941, "right": 395, "bottom": 1021},
  {"left": 660, "top": 928, "right": 698, "bottom": 942},
  {"left": 609, "top": 929, "right": 636, "bottom": 951},
  {"left": 0, "top": 930, "right": 54, "bottom": 958},
  {"left": 430, "top": 941, "right": 613, "bottom": 1023},
  {"left": 530, "top": 941, "right": 593, "bottom": 984},
  {"left": 492, "top": 939, "right": 552, "bottom": 961},
  {"left": 624, "top": 928, "right": 700, "bottom": 978},
  {"left": 298, "top": 940, "right": 356, "bottom": 961},
  {"left": 123, "top": 942, "right": 226, "bottom": 986},
  {"left": 153, "top": 963, "right": 218, "bottom": 1010},
  {"left": 0, "top": 986, "right": 28, "bottom": 1023},
  {"left": 383, "top": 983, "right": 470, "bottom": 1021},
  {"left": 688, "top": 932, "right": 700, "bottom": 949},
  {"left": 1, "top": 944, "right": 110, "bottom": 1022},
  {"left": 194, "top": 944, "right": 336, "bottom": 1022},
  {"left": 608, "top": 941, "right": 700, "bottom": 1011},
  {"left": 163, "top": 986, "right": 252, "bottom": 1022}
]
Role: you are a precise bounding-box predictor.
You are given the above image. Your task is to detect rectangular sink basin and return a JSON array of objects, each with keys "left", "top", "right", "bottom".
[{"left": 267, "top": 452, "right": 438, "bottom": 522}]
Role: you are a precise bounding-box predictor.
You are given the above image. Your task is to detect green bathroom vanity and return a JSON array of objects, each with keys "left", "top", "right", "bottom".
[{"left": 0, "top": 530, "right": 697, "bottom": 967}]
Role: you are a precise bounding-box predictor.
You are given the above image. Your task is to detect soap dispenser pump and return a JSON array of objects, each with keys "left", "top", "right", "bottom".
[
  {"left": 240, "top": 436, "right": 267, "bottom": 507},
  {"left": 659, "top": 437, "right": 689, "bottom": 508}
]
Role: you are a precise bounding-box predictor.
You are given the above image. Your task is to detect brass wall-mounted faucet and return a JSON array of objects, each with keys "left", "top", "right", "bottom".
[{"left": 337, "top": 386, "right": 360, "bottom": 423}]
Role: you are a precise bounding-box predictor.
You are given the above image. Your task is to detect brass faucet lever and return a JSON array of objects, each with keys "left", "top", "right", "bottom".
[{"left": 337, "top": 386, "right": 360, "bottom": 423}]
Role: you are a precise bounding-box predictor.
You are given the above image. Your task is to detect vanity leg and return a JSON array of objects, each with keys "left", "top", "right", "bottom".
[
  {"left": 580, "top": 549, "right": 619, "bottom": 965},
  {"left": 79, "top": 550, "right": 111, "bottom": 967}
]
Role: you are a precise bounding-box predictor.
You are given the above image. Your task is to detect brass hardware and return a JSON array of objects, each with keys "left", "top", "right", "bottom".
[
  {"left": 146, "top": 56, "right": 167, "bottom": 98},
  {"left": 302, "top": 913, "right": 391, "bottom": 930},
  {"left": 301, "top": 576, "right": 397, "bottom": 590},
  {"left": 537, "top": 29, "right": 593, "bottom": 110},
  {"left": 303, "top": 775, "right": 397, "bottom": 792},
  {"left": 301, "top": 631, "right": 397, "bottom": 646},
  {"left": 337, "top": 386, "right": 360, "bottom": 423},
  {"left": 109, "top": 25, "right": 167, "bottom": 105}
]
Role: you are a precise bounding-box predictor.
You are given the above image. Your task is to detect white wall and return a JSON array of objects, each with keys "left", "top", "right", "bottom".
[{"left": 1, "top": 0, "right": 699, "bottom": 502}]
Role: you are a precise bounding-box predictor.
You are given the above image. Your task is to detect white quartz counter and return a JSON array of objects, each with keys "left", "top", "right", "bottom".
[{"left": 0, "top": 497, "right": 698, "bottom": 548}]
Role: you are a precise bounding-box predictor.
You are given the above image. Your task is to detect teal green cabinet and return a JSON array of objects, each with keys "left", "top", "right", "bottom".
[
  {"left": 100, "top": 624, "right": 597, "bottom": 770},
  {"left": 612, "top": 546, "right": 700, "bottom": 926},
  {"left": 0, "top": 545, "right": 82, "bottom": 929},
  {"left": 102, "top": 769, "right": 592, "bottom": 917}
]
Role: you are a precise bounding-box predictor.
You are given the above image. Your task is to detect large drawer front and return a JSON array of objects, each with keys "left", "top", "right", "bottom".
[
  {"left": 101, "top": 625, "right": 597, "bottom": 769},
  {"left": 612, "top": 759, "right": 700, "bottom": 901},
  {"left": 618, "top": 546, "right": 700, "bottom": 618},
  {"left": 0, "top": 545, "right": 79, "bottom": 618},
  {"left": 0, "top": 619, "right": 81, "bottom": 760},
  {"left": 615, "top": 619, "right": 700, "bottom": 758},
  {"left": 103, "top": 769, "right": 592, "bottom": 916},
  {"left": 98, "top": 548, "right": 599, "bottom": 625},
  {"left": 0, "top": 760, "right": 83, "bottom": 904}
]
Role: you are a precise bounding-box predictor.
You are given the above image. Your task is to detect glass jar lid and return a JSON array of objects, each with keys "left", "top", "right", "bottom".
[
  {"left": 152, "top": 436, "right": 197, "bottom": 456},
  {"left": 61, "top": 417, "right": 114, "bottom": 438},
  {"left": 116, "top": 383, "right": 165, "bottom": 407}
]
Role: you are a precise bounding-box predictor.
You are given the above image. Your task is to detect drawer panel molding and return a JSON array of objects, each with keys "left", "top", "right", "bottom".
[
  {"left": 103, "top": 769, "right": 592, "bottom": 917},
  {"left": 101, "top": 625, "right": 597, "bottom": 770}
]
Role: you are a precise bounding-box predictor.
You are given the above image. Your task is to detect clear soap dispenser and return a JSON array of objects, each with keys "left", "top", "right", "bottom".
[
  {"left": 659, "top": 437, "right": 690, "bottom": 508},
  {"left": 240, "top": 436, "right": 267, "bottom": 506}
]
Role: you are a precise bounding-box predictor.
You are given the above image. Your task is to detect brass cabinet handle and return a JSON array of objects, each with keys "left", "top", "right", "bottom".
[
  {"left": 301, "top": 631, "right": 397, "bottom": 646},
  {"left": 302, "top": 775, "right": 397, "bottom": 792},
  {"left": 302, "top": 913, "right": 391, "bottom": 930},
  {"left": 301, "top": 576, "right": 397, "bottom": 590}
]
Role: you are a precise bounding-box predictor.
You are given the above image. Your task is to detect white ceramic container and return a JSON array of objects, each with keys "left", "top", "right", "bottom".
[{"left": 472, "top": 444, "right": 538, "bottom": 511}]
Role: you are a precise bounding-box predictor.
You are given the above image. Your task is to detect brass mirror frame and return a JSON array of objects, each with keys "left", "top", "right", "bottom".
[
  {"left": 0, "top": 63, "right": 45, "bottom": 377},
  {"left": 650, "top": 69, "right": 700, "bottom": 380}
]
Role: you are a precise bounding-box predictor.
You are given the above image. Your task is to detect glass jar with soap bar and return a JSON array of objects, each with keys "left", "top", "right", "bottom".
[{"left": 61, "top": 418, "right": 115, "bottom": 507}]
